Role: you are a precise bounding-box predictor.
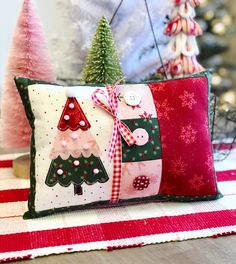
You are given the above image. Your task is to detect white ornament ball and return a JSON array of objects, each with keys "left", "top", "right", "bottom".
[
  {"left": 70, "top": 132, "right": 78, "bottom": 140},
  {"left": 74, "top": 160, "right": 80, "bottom": 166},
  {"left": 57, "top": 169, "right": 63, "bottom": 175},
  {"left": 93, "top": 168, "right": 99, "bottom": 174},
  {"left": 69, "top": 103, "right": 75, "bottom": 109},
  {"left": 66, "top": 89, "right": 77, "bottom": 98},
  {"left": 79, "top": 120, "right": 86, "bottom": 127},
  {"left": 64, "top": 115, "right": 70, "bottom": 121},
  {"left": 61, "top": 140, "right": 67, "bottom": 147}
]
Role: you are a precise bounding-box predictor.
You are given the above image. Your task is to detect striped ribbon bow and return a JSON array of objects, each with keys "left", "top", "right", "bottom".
[{"left": 91, "top": 82, "right": 136, "bottom": 202}]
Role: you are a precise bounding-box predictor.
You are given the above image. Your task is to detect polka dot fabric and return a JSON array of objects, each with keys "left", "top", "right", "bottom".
[{"left": 133, "top": 176, "right": 150, "bottom": 191}]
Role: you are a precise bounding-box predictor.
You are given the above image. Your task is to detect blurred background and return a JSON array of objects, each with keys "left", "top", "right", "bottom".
[
  {"left": 197, "top": 0, "right": 236, "bottom": 109},
  {"left": 0, "top": 0, "right": 235, "bottom": 107}
]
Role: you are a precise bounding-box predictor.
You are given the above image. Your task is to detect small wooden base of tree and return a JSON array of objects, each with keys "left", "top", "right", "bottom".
[{"left": 13, "top": 154, "right": 30, "bottom": 179}]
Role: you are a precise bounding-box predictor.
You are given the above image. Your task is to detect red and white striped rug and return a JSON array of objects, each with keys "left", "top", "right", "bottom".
[{"left": 0, "top": 148, "right": 236, "bottom": 262}]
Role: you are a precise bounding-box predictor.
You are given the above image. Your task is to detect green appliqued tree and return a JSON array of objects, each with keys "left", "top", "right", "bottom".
[
  {"left": 45, "top": 97, "right": 109, "bottom": 195},
  {"left": 121, "top": 117, "right": 162, "bottom": 163},
  {"left": 45, "top": 155, "right": 109, "bottom": 195},
  {"left": 81, "top": 16, "right": 124, "bottom": 84}
]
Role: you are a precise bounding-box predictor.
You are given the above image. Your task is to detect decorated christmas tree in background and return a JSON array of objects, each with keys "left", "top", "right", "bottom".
[
  {"left": 46, "top": 97, "right": 109, "bottom": 195},
  {"left": 196, "top": 0, "right": 235, "bottom": 103},
  {"left": 0, "top": 0, "right": 56, "bottom": 149},
  {"left": 81, "top": 16, "right": 124, "bottom": 84},
  {"left": 196, "top": 0, "right": 236, "bottom": 143},
  {"left": 164, "top": 0, "right": 204, "bottom": 77}
]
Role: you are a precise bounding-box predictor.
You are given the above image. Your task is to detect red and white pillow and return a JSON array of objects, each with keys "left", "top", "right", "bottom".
[{"left": 15, "top": 71, "right": 221, "bottom": 219}]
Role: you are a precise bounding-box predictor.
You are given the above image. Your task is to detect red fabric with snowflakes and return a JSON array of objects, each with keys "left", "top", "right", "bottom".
[{"left": 149, "top": 76, "right": 218, "bottom": 196}]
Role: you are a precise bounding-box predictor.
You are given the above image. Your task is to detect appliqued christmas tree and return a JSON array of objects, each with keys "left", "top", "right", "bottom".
[
  {"left": 81, "top": 16, "right": 125, "bottom": 84},
  {"left": 45, "top": 97, "right": 109, "bottom": 195}
]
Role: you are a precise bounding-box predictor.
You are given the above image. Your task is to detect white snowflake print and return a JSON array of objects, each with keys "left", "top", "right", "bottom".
[
  {"left": 189, "top": 175, "right": 205, "bottom": 191},
  {"left": 160, "top": 182, "right": 176, "bottom": 193},
  {"left": 180, "top": 125, "right": 197, "bottom": 144},
  {"left": 122, "top": 163, "right": 132, "bottom": 176},
  {"left": 122, "top": 162, "right": 146, "bottom": 176},
  {"left": 160, "top": 135, "right": 167, "bottom": 149},
  {"left": 203, "top": 117, "right": 211, "bottom": 135},
  {"left": 156, "top": 99, "right": 174, "bottom": 120},
  {"left": 179, "top": 91, "right": 197, "bottom": 109},
  {"left": 205, "top": 155, "right": 214, "bottom": 173},
  {"left": 151, "top": 83, "right": 165, "bottom": 92},
  {"left": 169, "top": 156, "right": 187, "bottom": 177}
]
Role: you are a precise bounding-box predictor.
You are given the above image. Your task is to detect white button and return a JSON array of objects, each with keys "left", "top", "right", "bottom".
[{"left": 124, "top": 91, "right": 141, "bottom": 106}]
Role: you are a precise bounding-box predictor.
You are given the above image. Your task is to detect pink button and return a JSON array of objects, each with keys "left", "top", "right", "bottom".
[{"left": 132, "top": 128, "right": 149, "bottom": 146}]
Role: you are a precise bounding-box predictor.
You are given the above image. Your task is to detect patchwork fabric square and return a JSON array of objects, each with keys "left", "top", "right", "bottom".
[{"left": 15, "top": 71, "right": 221, "bottom": 219}]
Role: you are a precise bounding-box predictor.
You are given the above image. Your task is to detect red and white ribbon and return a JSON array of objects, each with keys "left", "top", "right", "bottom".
[{"left": 91, "top": 83, "right": 136, "bottom": 202}]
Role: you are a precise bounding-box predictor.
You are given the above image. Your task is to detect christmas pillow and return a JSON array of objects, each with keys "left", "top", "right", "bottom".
[{"left": 15, "top": 72, "right": 221, "bottom": 219}]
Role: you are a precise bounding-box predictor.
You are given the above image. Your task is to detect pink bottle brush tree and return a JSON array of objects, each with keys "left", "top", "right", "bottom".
[
  {"left": 164, "top": 0, "right": 204, "bottom": 77},
  {"left": 0, "top": 0, "right": 56, "bottom": 149}
]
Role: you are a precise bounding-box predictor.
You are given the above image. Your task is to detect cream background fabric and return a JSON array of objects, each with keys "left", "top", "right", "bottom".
[
  {"left": 29, "top": 84, "right": 113, "bottom": 211},
  {"left": 28, "top": 83, "right": 162, "bottom": 212}
]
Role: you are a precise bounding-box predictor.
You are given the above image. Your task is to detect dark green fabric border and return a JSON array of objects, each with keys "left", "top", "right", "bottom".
[
  {"left": 15, "top": 71, "right": 222, "bottom": 220},
  {"left": 15, "top": 77, "right": 57, "bottom": 216}
]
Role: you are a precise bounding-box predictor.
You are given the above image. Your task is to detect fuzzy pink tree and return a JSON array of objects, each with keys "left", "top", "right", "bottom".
[
  {"left": 0, "top": 0, "right": 56, "bottom": 149},
  {"left": 164, "top": 0, "right": 204, "bottom": 77}
]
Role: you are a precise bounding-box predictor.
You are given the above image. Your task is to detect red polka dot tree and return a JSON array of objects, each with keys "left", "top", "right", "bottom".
[
  {"left": 0, "top": 0, "right": 56, "bottom": 149},
  {"left": 45, "top": 97, "right": 109, "bottom": 195},
  {"left": 164, "top": 0, "right": 204, "bottom": 77}
]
